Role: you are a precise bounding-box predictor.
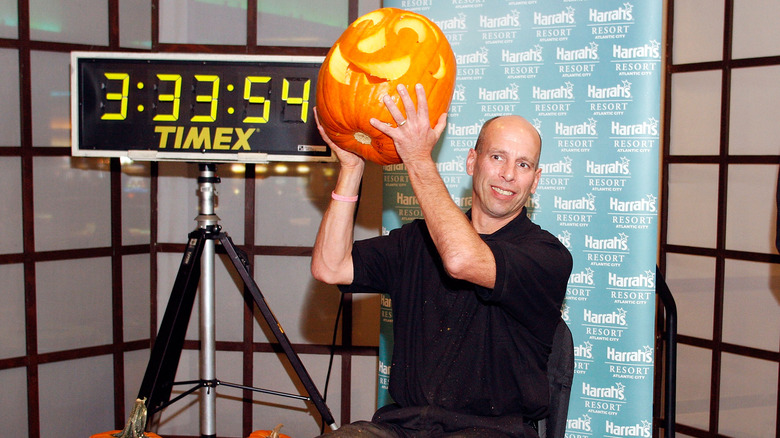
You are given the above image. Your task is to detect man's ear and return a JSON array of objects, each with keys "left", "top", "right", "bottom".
[
  {"left": 530, "top": 167, "right": 542, "bottom": 194},
  {"left": 466, "top": 148, "right": 477, "bottom": 176}
]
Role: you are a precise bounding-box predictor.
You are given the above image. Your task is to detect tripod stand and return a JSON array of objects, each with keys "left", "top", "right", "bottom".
[{"left": 137, "top": 163, "right": 337, "bottom": 437}]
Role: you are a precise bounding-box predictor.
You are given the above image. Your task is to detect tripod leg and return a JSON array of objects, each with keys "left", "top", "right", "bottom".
[
  {"left": 218, "top": 233, "right": 338, "bottom": 430},
  {"left": 138, "top": 230, "right": 206, "bottom": 416}
]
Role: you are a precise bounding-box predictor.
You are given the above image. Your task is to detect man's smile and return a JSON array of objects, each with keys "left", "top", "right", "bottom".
[{"left": 492, "top": 186, "right": 515, "bottom": 196}]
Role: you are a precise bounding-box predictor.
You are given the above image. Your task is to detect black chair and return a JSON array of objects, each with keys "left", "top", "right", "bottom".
[{"left": 537, "top": 318, "right": 575, "bottom": 438}]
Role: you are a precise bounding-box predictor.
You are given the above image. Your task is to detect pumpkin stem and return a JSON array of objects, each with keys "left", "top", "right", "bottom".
[
  {"left": 270, "top": 423, "right": 284, "bottom": 438},
  {"left": 112, "top": 398, "right": 151, "bottom": 438},
  {"left": 353, "top": 131, "right": 372, "bottom": 145}
]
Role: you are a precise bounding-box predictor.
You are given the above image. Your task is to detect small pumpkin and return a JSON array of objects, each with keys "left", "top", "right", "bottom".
[
  {"left": 316, "top": 7, "right": 457, "bottom": 165},
  {"left": 90, "top": 431, "right": 162, "bottom": 438},
  {"left": 90, "top": 398, "right": 162, "bottom": 438},
  {"left": 248, "top": 423, "right": 291, "bottom": 438}
]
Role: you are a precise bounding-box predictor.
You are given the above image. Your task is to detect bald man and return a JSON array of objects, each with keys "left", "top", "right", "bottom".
[{"left": 312, "top": 85, "right": 572, "bottom": 438}]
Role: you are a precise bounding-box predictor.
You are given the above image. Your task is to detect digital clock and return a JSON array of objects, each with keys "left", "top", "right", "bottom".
[{"left": 71, "top": 52, "right": 333, "bottom": 163}]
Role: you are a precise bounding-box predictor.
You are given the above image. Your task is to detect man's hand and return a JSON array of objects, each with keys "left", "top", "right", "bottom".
[
  {"left": 369, "top": 84, "right": 447, "bottom": 165},
  {"left": 314, "top": 107, "right": 366, "bottom": 172}
]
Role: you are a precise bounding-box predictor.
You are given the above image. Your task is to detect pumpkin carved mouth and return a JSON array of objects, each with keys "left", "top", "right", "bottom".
[{"left": 316, "top": 7, "right": 457, "bottom": 165}]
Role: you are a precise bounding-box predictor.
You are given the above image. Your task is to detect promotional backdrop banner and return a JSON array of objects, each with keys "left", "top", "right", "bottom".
[{"left": 379, "top": 1, "right": 662, "bottom": 436}]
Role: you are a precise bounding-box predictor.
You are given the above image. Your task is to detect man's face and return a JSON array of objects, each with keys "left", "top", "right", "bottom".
[{"left": 466, "top": 117, "right": 542, "bottom": 225}]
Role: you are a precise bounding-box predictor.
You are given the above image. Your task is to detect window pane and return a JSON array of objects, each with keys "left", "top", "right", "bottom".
[
  {"left": 257, "top": 0, "right": 347, "bottom": 47},
  {"left": 0, "top": 264, "right": 25, "bottom": 359},
  {"left": 157, "top": 162, "right": 199, "bottom": 243},
  {"left": 155, "top": 350, "right": 199, "bottom": 436},
  {"left": 159, "top": 0, "right": 247, "bottom": 45},
  {"left": 255, "top": 163, "right": 335, "bottom": 247},
  {"left": 722, "top": 259, "right": 780, "bottom": 351},
  {"left": 726, "top": 164, "right": 779, "bottom": 254},
  {"left": 670, "top": 71, "right": 721, "bottom": 156},
  {"left": 251, "top": 352, "right": 342, "bottom": 437},
  {"left": 254, "top": 161, "right": 381, "bottom": 246},
  {"left": 729, "top": 65, "right": 780, "bottom": 156},
  {"left": 676, "top": 345, "right": 711, "bottom": 431},
  {"left": 33, "top": 156, "right": 111, "bottom": 251},
  {"left": 733, "top": 0, "right": 780, "bottom": 59},
  {"left": 30, "top": 51, "right": 70, "bottom": 148},
  {"left": 0, "top": 49, "right": 20, "bottom": 146},
  {"left": 156, "top": 253, "right": 199, "bottom": 341},
  {"left": 351, "top": 355, "right": 379, "bottom": 419},
  {"left": 718, "top": 353, "right": 778, "bottom": 438},
  {"left": 213, "top": 254, "right": 245, "bottom": 342},
  {"left": 672, "top": 0, "right": 724, "bottom": 64},
  {"left": 29, "top": 0, "right": 107, "bottom": 45},
  {"left": 0, "top": 157, "right": 22, "bottom": 254},
  {"left": 253, "top": 255, "right": 341, "bottom": 345},
  {"left": 123, "top": 254, "right": 150, "bottom": 342},
  {"left": 120, "top": 0, "right": 152, "bottom": 49},
  {"left": 123, "top": 349, "right": 151, "bottom": 420},
  {"left": 667, "top": 164, "right": 719, "bottom": 248},
  {"left": 358, "top": 0, "right": 382, "bottom": 17},
  {"left": 0, "top": 367, "right": 28, "bottom": 436},
  {"left": 664, "top": 254, "right": 715, "bottom": 340},
  {"left": 0, "top": 0, "right": 18, "bottom": 38},
  {"left": 38, "top": 356, "right": 114, "bottom": 437},
  {"left": 36, "top": 258, "right": 113, "bottom": 353},
  {"left": 122, "top": 161, "right": 152, "bottom": 245}
]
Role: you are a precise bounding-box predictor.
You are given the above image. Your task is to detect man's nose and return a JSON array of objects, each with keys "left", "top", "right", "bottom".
[{"left": 500, "top": 163, "right": 516, "bottom": 181}]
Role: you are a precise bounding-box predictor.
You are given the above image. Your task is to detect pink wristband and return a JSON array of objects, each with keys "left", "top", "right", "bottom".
[{"left": 331, "top": 191, "right": 359, "bottom": 202}]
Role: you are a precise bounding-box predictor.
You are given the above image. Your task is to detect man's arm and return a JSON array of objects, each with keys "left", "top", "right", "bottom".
[
  {"left": 370, "top": 84, "right": 497, "bottom": 288},
  {"left": 310, "top": 109, "right": 365, "bottom": 285}
]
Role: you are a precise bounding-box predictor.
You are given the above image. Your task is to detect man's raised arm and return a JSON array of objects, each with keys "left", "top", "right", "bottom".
[{"left": 310, "top": 109, "right": 366, "bottom": 286}]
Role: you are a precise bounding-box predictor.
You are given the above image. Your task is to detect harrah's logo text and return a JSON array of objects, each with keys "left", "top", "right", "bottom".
[
  {"left": 534, "top": 8, "right": 576, "bottom": 26},
  {"left": 589, "top": 4, "right": 634, "bottom": 23},
  {"left": 605, "top": 420, "right": 652, "bottom": 438},
  {"left": 582, "top": 381, "right": 626, "bottom": 400},
  {"left": 479, "top": 11, "right": 520, "bottom": 29},
  {"left": 456, "top": 47, "right": 489, "bottom": 65},
  {"left": 434, "top": 14, "right": 467, "bottom": 32},
  {"left": 532, "top": 84, "right": 574, "bottom": 101},
  {"left": 567, "top": 415, "right": 593, "bottom": 434},
  {"left": 608, "top": 271, "right": 655, "bottom": 289},
  {"left": 613, "top": 41, "right": 661, "bottom": 60},
  {"left": 584, "top": 308, "right": 627, "bottom": 326}
]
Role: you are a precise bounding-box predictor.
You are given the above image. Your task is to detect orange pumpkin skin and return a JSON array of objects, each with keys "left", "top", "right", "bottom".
[
  {"left": 248, "top": 431, "right": 292, "bottom": 438},
  {"left": 89, "top": 431, "right": 162, "bottom": 438},
  {"left": 316, "top": 7, "right": 457, "bottom": 165}
]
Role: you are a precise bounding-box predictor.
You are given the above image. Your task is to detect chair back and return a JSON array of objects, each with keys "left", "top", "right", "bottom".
[{"left": 538, "top": 318, "right": 574, "bottom": 438}]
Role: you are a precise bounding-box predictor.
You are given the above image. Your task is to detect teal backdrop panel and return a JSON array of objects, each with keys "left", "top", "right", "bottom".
[{"left": 380, "top": 1, "right": 662, "bottom": 435}]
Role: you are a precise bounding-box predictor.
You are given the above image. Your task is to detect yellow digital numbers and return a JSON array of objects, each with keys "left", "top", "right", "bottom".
[
  {"left": 282, "top": 78, "right": 311, "bottom": 123},
  {"left": 154, "top": 74, "right": 182, "bottom": 122},
  {"left": 242, "top": 76, "right": 272, "bottom": 124},
  {"left": 192, "top": 75, "right": 220, "bottom": 122},
  {"left": 100, "top": 71, "right": 313, "bottom": 125},
  {"left": 101, "top": 73, "right": 129, "bottom": 120}
]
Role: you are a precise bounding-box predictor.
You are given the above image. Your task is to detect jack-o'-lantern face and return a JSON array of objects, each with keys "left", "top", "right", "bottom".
[{"left": 316, "top": 8, "right": 456, "bottom": 165}]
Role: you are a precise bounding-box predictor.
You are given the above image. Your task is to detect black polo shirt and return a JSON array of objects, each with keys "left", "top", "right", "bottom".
[{"left": 340, "top": 208, "right": 572, "bottom": 435}]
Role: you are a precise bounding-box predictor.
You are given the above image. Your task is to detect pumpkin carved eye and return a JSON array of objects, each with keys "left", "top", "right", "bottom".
[{"left": 316, "top": 7, "right": 457, "bottom": 165}]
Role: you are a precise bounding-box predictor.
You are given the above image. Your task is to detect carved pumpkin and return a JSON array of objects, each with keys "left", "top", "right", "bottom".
[{"left": 316, "top": 7, "right": 457, "bottom": 165}]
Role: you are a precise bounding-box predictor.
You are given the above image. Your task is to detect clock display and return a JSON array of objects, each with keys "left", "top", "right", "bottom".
[{"left": 71, "top": 52, "right": 332, "bottom": 162}]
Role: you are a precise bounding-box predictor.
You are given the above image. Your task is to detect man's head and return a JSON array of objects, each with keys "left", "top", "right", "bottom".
[{"left": 466, "top": 115, "right": 542, "bottom": 231}]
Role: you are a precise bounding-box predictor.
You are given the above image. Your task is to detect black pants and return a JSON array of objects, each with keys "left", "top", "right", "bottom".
[{"left": 316, "top": 421, "right": 516, "bottom": 437}]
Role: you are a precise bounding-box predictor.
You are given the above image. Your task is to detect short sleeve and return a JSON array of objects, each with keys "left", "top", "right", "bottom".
[{"left": 476, "top": 236, "right": 572, "bottom": 342}]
